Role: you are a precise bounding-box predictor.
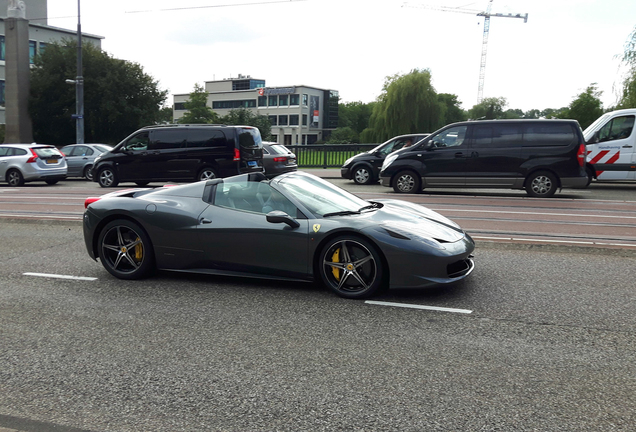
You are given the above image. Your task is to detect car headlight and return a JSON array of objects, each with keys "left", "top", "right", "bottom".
[
  {"left": 343, "top": 157, "right": 354, "bottom": 167},
  {"left": 382, "top": 153, "right": 398, "bottom": 170}
]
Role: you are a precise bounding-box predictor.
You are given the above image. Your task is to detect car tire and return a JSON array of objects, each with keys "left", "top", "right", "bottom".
[
  {"left": 6, "top": 169, "right": 24, "bottom": 186},
  {"left": 198, "top": 167, "right": 218, "bottom": 181},
  {"left": 526, "top": 171, "right": 558, "bottom": 198},
  {"left": 45, "top": 179, "right": 59, "bottom": 185},
  {"left": 135, "top": 181, "right": 149, "bottom": 187},
  {"left": 318, "top": 236, "right": 384, "bottom": 299},
  {"left": 83, "top": 165, "right": 94, "bottom": 181},
  {"left": 392, "top": 170, "right": 421, "bottom": 194},
  {"left": 98, "top": 219, "right": 155, "bottom": 280},
  {"left": 585, "top": 166, "right": 595, "bottom": 187},
  {"left": 98, "top": 167, "right": 119, "bottom": 188},
  {"left": 352, "top": 165, "right": 374, "bottom": 185}
]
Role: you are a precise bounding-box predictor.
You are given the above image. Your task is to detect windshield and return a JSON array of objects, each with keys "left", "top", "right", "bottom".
[
  {"left": 583, "top": 113, "right": 611, "bottom": 141},
  {"left": 278, "top": 174, "right": 370, "bottom": 217}
]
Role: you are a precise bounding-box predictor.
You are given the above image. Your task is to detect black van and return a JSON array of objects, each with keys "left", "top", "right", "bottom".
[
  {"left": 379, "top": 120, "right": 588, "bottom": 198},
  {"left": 92, "top": 125, "right": 264, "bottom": 187},
  {"left": 340, "top": 133, "right": 429, "bottom": 184}
]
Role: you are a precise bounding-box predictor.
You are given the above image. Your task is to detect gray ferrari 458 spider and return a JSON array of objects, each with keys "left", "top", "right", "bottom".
[{"left": 83, "top": 171, "right": 475, "bottom": 299}]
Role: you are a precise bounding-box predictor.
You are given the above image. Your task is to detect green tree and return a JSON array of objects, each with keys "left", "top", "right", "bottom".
[
  {"left": 437, "top": 93, "right": 466, "bottom": 125},
  {"left": 219, "top": 107, "right": 271, "bottom": 140},
  {"left": 468, "top": 97, "right": 507, "bottom": 120},
  {"left": 326, "top": 127, "right": 358, "bottom": 144},
  {"left": 29, "top": 41, "right": 167, "bottom": 145},
  {"left": 366, "top": 69, "right": 443, "bottom": 142},
  {"left": 617, "top": 26, "right": 636, "bottom": 109},
  {"left": 565, "top": 84, "right": 604, "bottom": 129},
  {"left": 338, "top": 101, "right": 375, "bottom": 137},
  {"left": 178, "top": 84, "right": 219, "bottom": 124},
  {"left": 541, "top": 107, "right": 569, "bottom": 119}
]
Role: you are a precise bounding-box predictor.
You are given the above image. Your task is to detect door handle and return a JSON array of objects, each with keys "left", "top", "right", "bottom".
[
  {"left": 199, "top": 218, "right": 212, "bottom": 224},
  {"left": 454, "top": 152, "right": 464, "bottom": 158},
  {"left": 622, "top": 145, "right": 633, "bottom": 148}
]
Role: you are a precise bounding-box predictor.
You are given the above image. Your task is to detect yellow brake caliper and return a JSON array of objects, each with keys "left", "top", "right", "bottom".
[
  {"left": 134, "top": 237, "right": 143, "bottom": 261},
  {"left": 331, "top": 248, "right": 340, "bottom": 280}
]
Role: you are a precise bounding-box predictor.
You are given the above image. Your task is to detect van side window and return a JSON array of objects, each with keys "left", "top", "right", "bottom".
[
  {"left": 473, "top": 125, "right": 522, "bottom": 148},
  {"left": 123, "top": 132, "right": 149, "bottom": 151},
  {"left": 149, "top": 130, "right": 186, "bottom": 150},
  {"left": 598, "top": 115, "right": 635, "bottom": 142},
  {"left": 430, "top": 126, "right": 467, "bottom": 148},
  {"left": 523, "top": 124, "right": 575, "bottom": 146},
  {"left": 188, "top": 129, "right": 228, "bottom": 148}
]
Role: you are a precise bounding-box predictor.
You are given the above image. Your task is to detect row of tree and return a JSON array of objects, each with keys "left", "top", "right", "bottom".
[{"left": 6, "top": 26, "right": 634, "bottom": 145}]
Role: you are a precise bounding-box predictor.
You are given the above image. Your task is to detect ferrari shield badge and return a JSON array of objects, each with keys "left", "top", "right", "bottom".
[{"left": 313, "top": 224, "right": 321, "bottom": 233}]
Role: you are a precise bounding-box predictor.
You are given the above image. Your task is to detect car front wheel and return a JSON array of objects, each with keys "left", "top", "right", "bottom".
[
  {"left": 84, "top": 165, "right": 94, "bottom": 181},
  {"left": 98, "top": 220, "right": 155, "bottom": 280},
  {"left": 98, "top": 167, "right": 119, "bottom": 188},
  {"left": 392, "top": 170, "right": 421, "bottom": 193},
  {"left": 6, "top": 169, "right": 24, "bottom": 186},
  {"left": 318, "top": 236, "right": 384, "bottom": 299},
  {"left": 526, "top": 171, "right": 558, "bottom": 198},
  {"left": 353, "top": 165, "right": 373, "bottom": 185}
]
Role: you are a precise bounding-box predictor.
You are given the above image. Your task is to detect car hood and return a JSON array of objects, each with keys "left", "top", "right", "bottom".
[{"left": 364, "top": 199, "right": 466, "bottom": 243}]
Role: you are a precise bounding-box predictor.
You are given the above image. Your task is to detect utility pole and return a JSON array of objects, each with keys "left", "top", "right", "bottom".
[{"left": 75, "top": 0, "right": 84, "bottom": 144}]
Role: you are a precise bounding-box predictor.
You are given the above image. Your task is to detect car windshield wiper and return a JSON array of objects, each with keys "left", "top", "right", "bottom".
[
  {"left": 322, "top": 210, "right": 361, "bottom": 218},
  {"left": 358, "top": 202, "right": 383, "bottom": 212}
]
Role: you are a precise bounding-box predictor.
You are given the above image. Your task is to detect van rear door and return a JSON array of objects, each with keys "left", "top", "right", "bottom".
[{"left": 237, "top": 127, "right": 264, "bottom": 174}]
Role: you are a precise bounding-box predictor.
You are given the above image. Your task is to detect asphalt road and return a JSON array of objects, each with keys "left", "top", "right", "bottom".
[{"left": 0, "top": 218, "right": 635, "bottom": 431}]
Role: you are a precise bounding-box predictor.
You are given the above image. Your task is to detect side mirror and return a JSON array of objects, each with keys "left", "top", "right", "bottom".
[
  {"left": 587, "top": 131, "right": 600, "bottom": 144},
  {"left": 266, "top": 210, "right": 300, "bottom": 228}
]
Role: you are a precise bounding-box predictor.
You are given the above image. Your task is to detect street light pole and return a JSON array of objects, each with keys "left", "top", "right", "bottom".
[{"left": 75, "top": 0, "right": 84, "bottom": 144}]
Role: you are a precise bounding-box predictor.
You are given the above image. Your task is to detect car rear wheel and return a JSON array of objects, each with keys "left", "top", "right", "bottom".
[
  {"left": 6, "top": 169, "right": 24, "bottom": 186},
  {"left": 392, "top": 170, "right": 421, "bottom": 193},
  {"left": 98, "top": 220, "right": 155, "bottom": 280},
  {"left": 198, "top": 168, "right": 218, "bottom": 181},
  {"left": 83, "top": 165, "right": 94, "bottom": 181},
  {"left": 98, "top": 167, "right": 119, "bottom": 188},
  {"left": 526, "top": 171, "right": 558, "bottom": 198},
  {"left": 353, "top": 165, "right": 374, "bottom": 185},
  {"left": 135, "top": 181, "right": 149, "bottom": 187},
  {"left": 585, "top": 166, "right": 594, "bottom": 187},
  {"left": 45, "top": 179, "right": 59, "bottom": 185},
  {"left": 318, "top": 236, "right": 384, "bottom": 299}
]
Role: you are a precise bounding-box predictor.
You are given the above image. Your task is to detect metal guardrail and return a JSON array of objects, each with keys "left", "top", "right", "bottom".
[{"left": 286, "top": 144, "right": 378, "bottom": 168}]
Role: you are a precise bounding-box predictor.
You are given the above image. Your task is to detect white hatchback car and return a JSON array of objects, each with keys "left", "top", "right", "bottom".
[{"left": 0, "top": 143, "right": 67, "bottom": 186}]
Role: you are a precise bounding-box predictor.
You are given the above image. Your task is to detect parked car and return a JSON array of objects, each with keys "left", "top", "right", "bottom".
[
  {"left": 60, "top": 143, "right": 113, "bottom": 180},
  {"left": 262, "top": 142, "right": 297, "bottom": 178},
  {"left": 0, "top": 143, "right": 67, "bottom": 186},
  {"left": 341, "top": 133, "right": 429, "bottom": 185},
  {"left": 91, "top": 124, "right": 264, "bottom": 187},
  {"left": 380, "top": 120, "right": 588, "bottom": 198},
  {"left": 583, "top": 108, "right": 636, "bottom": 185},
  {"left": 83, "top": 171, "right": 475, "bottom": 299}
]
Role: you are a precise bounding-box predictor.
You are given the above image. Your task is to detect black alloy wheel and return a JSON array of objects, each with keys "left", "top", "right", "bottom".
[
  {"left": 198, "top": 168, "right": 217, "bottom": 181},
  {"left": 319, "top": 236, "right": 384, "bottom": 299},
  {"left": 98, "top": 220, "right": 154, "bottom": 280},
  {"left": 392, "top": 170, "right": 421, "bottom": 193},
  {"left": 526, "top": 171, "right": 558, "bottom": 198},
  {"left": 6, "top": 169, "right": 24, "bottom": 186},
  {"left": 98, "top": 167, "right": 119, "bottom": 188},
  {"left": 353, "top": 165, "right": 373, "bottom": 185}
]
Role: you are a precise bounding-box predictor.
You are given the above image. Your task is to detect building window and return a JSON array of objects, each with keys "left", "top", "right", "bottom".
[
  {"left": 290, "top": 94, "right": 300, "bottom": 105},
  {"left": 269, "top": 115, "right": 277, "bottom": 126},
  {"left": 39, "top": 42, "right": 48, "bottom": 54},
  {"left": 0, "top": 36, "right": 5, "bottom": 61},
  {"left": 302, "top": 94, "right": 308, "bottom": 106},
  {"left": 212, "top": 99, "right": 256, "bottom": 109},
  {"left": 302, "top": 114, "right": 308, "bottom": 126},
  {"left": 268, "top": 95, "right": 278, "bottom": 107},
  {"left": 174, "top": 102, "right": 186, "bottom": 111},
  {"left": 290, "top": 114, "right": 299, "bottom": 126},
  {"left": 0, "top": 80, "right": 5, "bottom": 107},
  {"left": 29, "top": 40, "right": 36, "bottom": 64},
  {"left": 278, "top": 115, "right": 288, "bottom": 126},
  {"left": 279, "top": 95, "right": 288, "bottom": 106},
  {"left": 258, "top": 96, "right": 267, "bottom": 107}
]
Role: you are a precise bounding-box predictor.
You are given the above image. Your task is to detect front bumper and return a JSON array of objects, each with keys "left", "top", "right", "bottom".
[{"left": 341, "top": 166, "right": 353, "bottom": 179}]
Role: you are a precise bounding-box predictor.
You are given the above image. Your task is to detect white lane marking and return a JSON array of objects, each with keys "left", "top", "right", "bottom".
[
  {"left": 0, "top": 214, "right": 81, "bottom": 219},
  {"left": 472, "top": 235, "right": 636, "bottom": 248},
  {"left": 23, "top": 272, "right": 97, "bottom": 281},
  {"left": 433, "top": 208, "right": 636, "bottom": 220},
  {"left": 365, "top": 300, "right": 472, "bottom": 314}
]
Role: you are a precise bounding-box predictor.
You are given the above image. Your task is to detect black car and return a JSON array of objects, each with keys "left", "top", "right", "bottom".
[
  {"left": 341, "top": 133, "right": 429, "bottom": 184},
  {"left": 83, "top": 171, "right": 475, "bottom": 299},
  {"left": 380, "top": 120, "right": 588, "bottom": 198},
  {"left": 262, "top": 142, "right": 297, "bottom": 178},
  {"left": 91, "top": 124, "right": 264, "bottom": 187}
]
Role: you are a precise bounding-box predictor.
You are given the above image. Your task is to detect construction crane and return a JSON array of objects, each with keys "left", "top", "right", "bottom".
[{"left": 402, "top": 1, "right": 528, "bottom": 103}]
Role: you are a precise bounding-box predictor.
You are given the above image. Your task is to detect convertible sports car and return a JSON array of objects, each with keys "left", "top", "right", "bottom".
[{"left": 83, "top": 171, "right": 475, "bottom": 299}]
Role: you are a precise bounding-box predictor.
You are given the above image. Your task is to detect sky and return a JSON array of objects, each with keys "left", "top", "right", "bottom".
[{"left": 42, "top": 0, "right": 636, "bottom": 112}]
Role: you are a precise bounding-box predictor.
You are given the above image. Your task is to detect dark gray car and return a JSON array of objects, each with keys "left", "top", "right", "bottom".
[
  {"left": 262, "top": 142, "right": 297, "bottom": 178},
  {"left": 60, "top": 144, "right": 113, "bottom": 180}
]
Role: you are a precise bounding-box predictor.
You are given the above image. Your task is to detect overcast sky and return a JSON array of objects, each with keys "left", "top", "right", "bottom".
[{"left": 43, "top": 0, "right": 636, "bottom": 112}]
